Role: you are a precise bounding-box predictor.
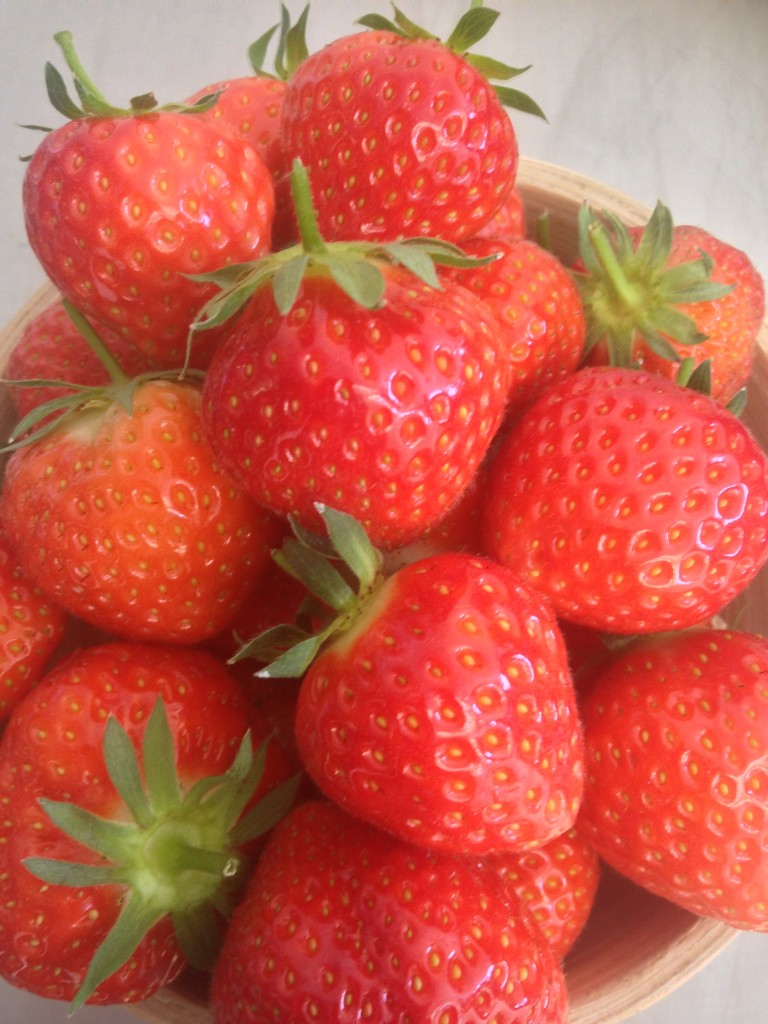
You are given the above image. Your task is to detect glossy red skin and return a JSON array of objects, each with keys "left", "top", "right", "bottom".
[
  {"left": 295, "top": 552, "right": 584, "bottom": 856},
  {"left": 441, "top": 236, "right": 586, "bottom": 419},
  {"left": 210, "top": 799, "right": 570, "bottom": 1024},
  {"left": 0, "top": 641, "right": 293, "bottom": 1004},
  {"left": 280, "top": 30, "right": 518, "bottom": 244},
  {"left": 579, "top": 627, "right": 768, "bottom": 931},
  {"left": 0, "top": 379, "right": 284, "bottom": 644},
  {"left": 23, "top": 113, "right": 275, "bottom": 364},
  {"left": 584, "top": 225, "right": 766, "bottom": 405},
  {"left": 482, "top": 366, "right": 768, "bottom": 633},
  {"left": 185, "top": 76, "right": 295, "bottom": 250},
  {"left": 487, "top": 825, "right": 601, "bottom": 958},
  {"left": 5, "top": 297, "right": 152, "bottom": 422},
  {"left": 201, "top": 266, "right": 511, "bottom": 549},
  {"left": 473, "top": 183, "right": 527, "bottom": 241},
  {"left": 0, "top": 531, "right": 66, "bottom": 724}
]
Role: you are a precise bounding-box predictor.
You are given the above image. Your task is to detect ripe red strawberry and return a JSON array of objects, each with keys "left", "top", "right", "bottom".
[
  {"left": 487, "top": 824, "right": 601, "bottom": 958},
  {"left": 4, "top": 297, "right": 151, "bottom": 423},
  {"left": 482, "top": 366, "right": 768, "bottom": 634},
  {"left": 199, "top": 164, "right": 512, "bottom": 549},
  {"left": 578, "top": 627, "right": 768, "bottom": 931},
  {"left": 576, "top": 201, "right": 766, "bottom": 404},
  {"left": 441, "top": 236, "right": 586, "bottom": 418},
  {"left": 247, "top": 509, "right": 584, "bottom": 856},
  {"left": 0, "top": 641, "right": 297, "bottom": 1009},
  {"left": 210, "top": 799, "right": 570, "bottom": 1024},
  {"left": 0, "top": 376, "right": 284, "bottom": 644},
  {"left": 474, "top": 182, "right": 527, "bottom": 241},
  {"left": 23, "top": 32, "right": 275, "bottom": 367},
  {"left": 279, "top": 6, "right": 544, "bottom": 243},
  {"left": 184, "top": 7, "right": 312, "bottom": 250},
  {"left": 0, "top": 530, "right": 66, "bottom": 724}
]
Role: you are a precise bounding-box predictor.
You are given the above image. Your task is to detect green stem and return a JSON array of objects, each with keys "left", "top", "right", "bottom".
[
  {"left": 588, "top": 221, "right": 644, "bottom": 313},
  {"left": 150, "top": 831, "right": 240, "bottom": 880},
  {"left": 290, "top": 158, "right": 328, "bottom": 255},
  {"left": 61, "top": 299, "right": 128, "bottom": 386},
  {"left": 53, "top": 30, "right": 110, "bottom": 106}
]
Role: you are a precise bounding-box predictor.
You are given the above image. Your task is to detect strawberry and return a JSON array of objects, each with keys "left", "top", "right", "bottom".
[
  {"left": 0, "top": 641, "right": 298, "bottom": 1009},
  {"left": 4, "top": 297, "right": 151, "bottom": 423},
  {"left": 575, "top": 201, "right": 766, "bottom": 404},
  {"left": 22, "top": 32, "right": 275, "bottom": 367},
  {"left": 185, "top": 6, "right": 311, "bottom": 250},
  {"left": 279, "top": 5, "right": 545, "bottom": 244},
  {"left": 487, "top": 824, "right": 601, "bottom": 958},
  {"left": 0, "top": 370, "right": 284, "bottom": 645},
  {"left": 198, "top": 161, "right": 511, "bottom": 550},
  {"left": 441, "top": 235, "right": 586, "bottom": 419},
  {"left": 578, "top": 627, "right": 768, "bottom": 931},
  {"left": 242, "top": 507, "right": 584, "bottom": 857},
  {"left": 473, "top": 182, "right": 527, "bottom": 241},
  {"left": 482, "top": 365, "right": 768, "bottom": 634},
  {"left": 210, "top": 798, "right": 570, "bottom": 1024},
  {"left": 0, "top": 530, "right": 66, "bottom": 725}
]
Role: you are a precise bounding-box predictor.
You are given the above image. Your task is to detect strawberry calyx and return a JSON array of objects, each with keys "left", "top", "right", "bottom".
[
  {"left": 23, "top": 696, "right": 300, "bottom": 1013},
  {"left": 574, "top": 200, "right": 734, "bottom": 368},
  {"left": 0, "top": 300, "right": 203, "bottom": 452},
  {"left": 248, "top": 3, "right": 310, "bottom": 80},
  {"left": 42, "top": 30, "right": 220, "bottom": 123},
  {"left": 190, "top": 157, "right": 499, "bottom": 332},
  {"left": 356, "top": 3, "right": 546, "bottom": 120},
  {"left": 232, "top": 504, "right": 386, "bottom": 678}
]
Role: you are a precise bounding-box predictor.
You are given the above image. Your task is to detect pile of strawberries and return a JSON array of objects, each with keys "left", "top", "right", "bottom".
[{"left": 0, "top": 5, "right": 767, "bottom": 1023}]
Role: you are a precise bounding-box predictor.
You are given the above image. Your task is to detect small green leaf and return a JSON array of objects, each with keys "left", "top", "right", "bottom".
[
  {"left": 727, "top": 387, "right": 748, "bottom": 417},
  {"left": 445, "top": 7, "right": 499, "bottom": 52},
  {"left": 70, "top": 895, "right": 165, "bottom": 1013},
  {"left": 635, "top": 201, "right": 673, "bottom": 268},
  {"left": 282, "top": 4, "right": 311, "bottom": 77},
  {"left": 391, "top": 4, "right": 435, "bottom": 39},
  {"left": 357, "top": 12, "right": 400, "bottom": 31},
  {"left": 23, "top": 857, "right": 125, "bottom": 888},
  {"left": 644, "top": 305, "right": 708, "bottom": 348},
  {"left": 37, "top": 798, "right": 135, "bottom": 862},
  {"left": 171, "top": 902, "right": 225, "bottom": 971},
  {"left": 274, "top": 538, "right": 357, "bottom": 613},
  {"left": 231, "top": 623, "right": 315, "bottom": 665},
  {"left": 143, "top": 699, "right": 182, "bottom": 816},
  {"left": 255, "top": 630, "right": 328, "bottom": 678},
  {"left": 316, "top": 503, "right": 383, "bottom": 593},
  {"left": 248, "top": 22, "right": 280, "bottom": 75},
  {"left": 325, "top": 255, "right": 386, "bottom": 309},
  {"left": 44, "top": 61, "right": 84, "bottom": 119},
  {"left": 491, "top": 84, "right": 547, "bottom": 120},
  {"left": 384, "top": 243, "right": 442, "bottom": 289},
  {"left": 103, "top": 715, "right": 153, "bottom": 829},
  {"left": 466, "top": 55, "right": 532, "bottom": 82},
  {"left": 273, "top": 253, "right": 310, "bottom": 314},
  {"left": 230, "top": 772, "right": 302, "bottom": 846}
]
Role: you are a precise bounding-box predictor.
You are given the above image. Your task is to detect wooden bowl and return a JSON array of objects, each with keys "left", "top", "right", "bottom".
[{"left": 1, "top": 157, "right": 764, "bottom": 1024}]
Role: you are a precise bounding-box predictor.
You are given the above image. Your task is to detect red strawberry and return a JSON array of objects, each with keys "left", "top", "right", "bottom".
[
  {"left": 279, "top": 6, "right": 544, "bottom": 244},
  {"left": 4, "top": 297, "right": 151, "bottom": 422},
  {"left": 184, "top": 7, "right": 312, "bottom": 250},
  {"left": 482, "top": 366, "right": 768, "bottom": 634},
  {"left": 199, "top": 163, "right": 511, "bottom": 550},
  {"left": 474, "top": 182, "right": 527, "bottom": 241},
  {"left": 575, "top": 201, "right": 766, "bottom": 404},
  {"left": 0, "top": 530, "right": 66, "bottom": 725},
  {"left": 23, "top": 32, "right": 274, "bottom": 367},
  {"left": 487, "top": 824, "right": 601, "bottom": 958},
  {"left": 0, "top": 376, "right": 284, "bottom": 644},
  {"left": 441, "top": 236, "right": 586, "bottom": 419},
  {"left": 210, "top": 799, "right": 570, "bottom": 1024},
  {"left": 578, "top": 627, "right": 768, "bottom": 931},
  {"left": 0, "top": 641, "right": 297, "bottom": 1009},
  {"left": 247, "top": 508, "right": 584, "bottom": 857}
]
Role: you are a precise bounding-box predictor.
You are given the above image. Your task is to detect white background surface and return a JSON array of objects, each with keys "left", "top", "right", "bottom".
[{"left": 0, "top": 2, "right": 766, "bottom": 1023}]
